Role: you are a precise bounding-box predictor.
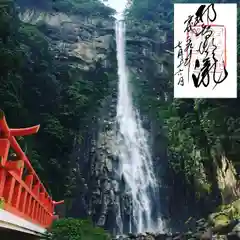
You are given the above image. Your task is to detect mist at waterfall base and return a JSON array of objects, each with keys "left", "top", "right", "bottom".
[{"left": 113, "top": 19, "right": 165, "bottom": 235}]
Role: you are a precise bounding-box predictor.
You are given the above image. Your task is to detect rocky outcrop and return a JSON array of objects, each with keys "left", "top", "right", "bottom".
[
  {"left": 111, "top": 222, "right": 240, "bottom": 240},
  {"left": 216, "top": 155, "right": 240, "bottom": 204},
  {"left": 62, "top": 83, "right": 125, "bottom": 233},
  {"left": 124, "top": 9, "right": 240, "bottom": 230},
  {"left": 113, "top": 205, "right": 240, "bottom": 239},
  {"left": 18, "top": 7, "right": 115, "bottom": 71},
  {"left": 15, "top": 0, "right": 124, "bottom": 232}
]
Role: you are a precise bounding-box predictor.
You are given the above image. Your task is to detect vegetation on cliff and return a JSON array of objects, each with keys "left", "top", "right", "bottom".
[
  {"left": 1, "top": 0, "right": 239, "bottom": 236},
  {"left": 52, "top": 0, "right": 115, "bottom": 17},
  {"left": 0, "top": 0, "right": 115, "bottom": 200},
  {"left": 126, "top": 0, "right": 240, "bottom": 215},
  {"left": 49, "top": 218, "right": 110, "bottom": 240}
]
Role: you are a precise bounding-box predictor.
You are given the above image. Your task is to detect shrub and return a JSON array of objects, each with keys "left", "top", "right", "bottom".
[{"left": 49, "top": 218, "right": 111, "bottom": 240}]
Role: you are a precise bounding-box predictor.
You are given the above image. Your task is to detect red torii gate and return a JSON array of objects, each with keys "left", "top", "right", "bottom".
[{"left": 0, "top": 109, "right": 64, "bottom": 229}]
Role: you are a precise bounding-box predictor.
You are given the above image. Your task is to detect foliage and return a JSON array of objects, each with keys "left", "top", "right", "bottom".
[
  {"left": 52, "top": 0, "right": 115, "bottom": 18},
  {"left": 49, "top": 218, "right": 110, "bottom": 240},
  {"left": 126, "top": 0, "right": 240, "bottom": 202},
  {"left": 0, "top": 0, "right": 113, "bottom": 199}
]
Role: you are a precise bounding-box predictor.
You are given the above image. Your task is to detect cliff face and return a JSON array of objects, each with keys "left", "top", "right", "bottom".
[
  {"left": 12, "top": 1, "right": 123, "bottom": 230},
  {"left": 16, "top": 1, "right": 128, "bottom": 232},
  {"left": 12, "top": 0, "right": 239, "bottom": 234},
  {"left": 18, "top": 8, "right": 115, "bottom": 71},
  {"left": 124, "top": 0, "right": 240, "bottom": 231},
  {"left": 65, "top": 94, "right": 125, "bottom": 233}
]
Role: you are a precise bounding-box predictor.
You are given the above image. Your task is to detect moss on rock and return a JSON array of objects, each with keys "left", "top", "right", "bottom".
[
  {"left": 209, "top": 212, "right": 230, "bottom": 227},
  {"left": 209, "top": 198, "right": 240, "bottom": 229}
]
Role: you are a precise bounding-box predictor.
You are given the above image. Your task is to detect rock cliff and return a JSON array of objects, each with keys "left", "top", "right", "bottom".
[
  {"left": 15, "top": 0, "right": 124, "bottom": 232},
  {"left": 13, "top": 0, "right": 240, "bottom": 235},
  {"left": 18, "top": 7, "right": 115, "bottom": 71}
]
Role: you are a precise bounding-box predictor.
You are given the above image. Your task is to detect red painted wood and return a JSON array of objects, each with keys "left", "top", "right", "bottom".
[
  {"left": 0, "top": 169, "right": 6, "bottom": 196},
  {"left": 0, "top": 139, "right": 10, "bottom": 166},
  {"left": 25, "top": 175, "right": 34, "bottom": 189},
  {"left": 7, "top": 177, "right": 16, "bottom": 204},
  {"left": 31, "top": 200, "right": 36, "bottom": 218},
  {"left": 10, "top": 125, "right": 40, "bottom": 137},
  {"left": 22, "top": 191, "right": 28, "bottom": 214},
  {"left": 5, "top": 160, "right": 23, "bottom": 171},
  {"left": 12, "top": 183, "right": 21, "bottom": 208},
  {"left": 0, "top": 110, "right": 64, "bottom": 228},
  {"left": 33, "top": 183, "right": 40, "bottom": 197}
]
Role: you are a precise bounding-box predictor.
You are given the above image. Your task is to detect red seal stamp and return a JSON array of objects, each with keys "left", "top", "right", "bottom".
[{"left": 186, "top": 24, "right": 226, "bottom": 74}]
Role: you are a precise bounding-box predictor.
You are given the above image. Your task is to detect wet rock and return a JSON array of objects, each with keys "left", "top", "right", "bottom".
[
  {"left": 197, "top": 218, "right": 206, "bottom": 225},
  {"left": 171, "top": 233, "right": 184, "bottom": 240},
  {"left": 145, "top": 232, "right": 155, "bottom": 240},
  {"left": 128, "top": 233, "right": 137, "bottom": 239},
  {"left": 197, "top": 227, "right": 206, "bottom": 232},
  {"left": 232, "top": 222, "right": 240, "bottom": 232},
  {"left": 106, "top": 158, "right": 113, "bottom": 172},
  {"left": 200, "top": 228, "right": 213, "bottom": 240},
  {"left": 233, "top": 200, "right": 240, "bottom": 215},
  {"left": 155, "top": 233, "right": 169, "bottom": 240},
  {"left": 227, "top": 222, "right": 240, "bottom": 240},
  {"left": 172, "top": 236, "right": 181, "bottom": 240},
  {"left": 209, "top": 212, "right": 231, "bottom": 227},
  {"left": 215, "top": 236, "right": 228, "bottom": 240},
  {"left": 227, "top": 232, "right": 240, "bottom": 240},
  {"left": 213, "top": 220, "right": 238, "bottom": 235},
  {"left": 172, "top": 232, "right": 180, "bottom": 237},
  {"left": 112, "top": 180, "right": 120, "bottom": 193}
]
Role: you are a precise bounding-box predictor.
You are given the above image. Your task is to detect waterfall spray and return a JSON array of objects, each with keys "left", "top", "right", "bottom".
[{"left": 114, "top": 19, "right": 165, "bottom": 234}]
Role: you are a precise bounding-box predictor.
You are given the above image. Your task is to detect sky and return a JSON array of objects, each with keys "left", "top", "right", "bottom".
[{"left": 102, "top": 0, "right": 128, "bottom": 13}]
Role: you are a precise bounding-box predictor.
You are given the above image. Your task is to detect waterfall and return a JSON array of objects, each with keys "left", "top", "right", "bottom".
[{"left": 114, "top": 19, "right": 165, "bottom": 234}]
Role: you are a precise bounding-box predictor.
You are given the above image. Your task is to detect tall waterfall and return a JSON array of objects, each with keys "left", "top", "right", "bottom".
[{"left": 114, "top": 19, "right": 165, "bottom": 234}]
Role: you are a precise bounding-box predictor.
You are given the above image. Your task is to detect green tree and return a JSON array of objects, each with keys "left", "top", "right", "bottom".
[
  {"left": 126, "top": 0, "right": 240, "bottom": 203},
  {"left": 0, "top": 0, "right": 115, "bottom": 200},
  {"left": 49, "top": 218, "right": 110, "bottom": 240}
]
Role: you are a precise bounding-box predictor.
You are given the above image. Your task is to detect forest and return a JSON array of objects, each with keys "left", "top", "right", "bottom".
[
  {"left": 0, "top": 0, "right": 116, "bottom": 200},
  {"left": 126, "top": 0, "right": 240, "bottom": 203}
]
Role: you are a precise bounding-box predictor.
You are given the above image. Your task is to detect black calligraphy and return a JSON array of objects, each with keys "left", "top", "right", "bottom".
[
  {"left": 184, "top": 4, "right": 217, "bottom": 34},
  {"left": 174, "top": 41, "right": 184, "bottom": 86},
  {"left": 183, "top": 4, "right": 228, "bottom": 89}
]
